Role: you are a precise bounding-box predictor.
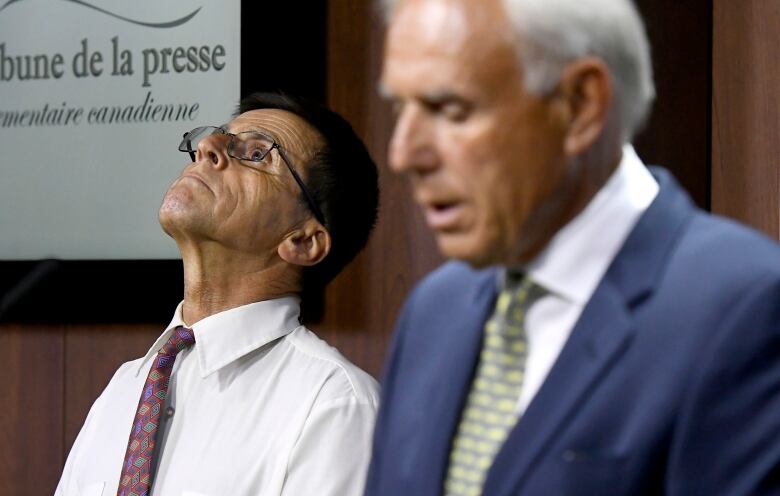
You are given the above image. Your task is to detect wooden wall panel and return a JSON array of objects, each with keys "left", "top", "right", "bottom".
[
  {"left": 635, "top": 0, "right": 712, "bottom": 209},
  {"left": 712, "top": 1, "right": 780, "bottom": 239},
  {"left": 317, "top": 0, "right": 442, "bottom": 378},
  {"left": 63, "top": 324, "right": 164, "bottom": 451},
  {"left": 0, "top": 325, "right": 64, "bottom": 495}
]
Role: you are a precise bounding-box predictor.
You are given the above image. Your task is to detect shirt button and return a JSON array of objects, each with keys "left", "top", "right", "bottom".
[{"left": 165, "top": 406, "right": 175, "bottom": 418}]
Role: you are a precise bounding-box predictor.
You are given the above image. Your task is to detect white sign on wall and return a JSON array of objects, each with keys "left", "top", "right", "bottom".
[{"left": 0, "top": 0, "right": 240, "bottom": 259}]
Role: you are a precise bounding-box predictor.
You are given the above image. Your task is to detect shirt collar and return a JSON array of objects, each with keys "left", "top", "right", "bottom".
[
  {"left": 135, "top": 295, "right": 303, "bottom": 378},
  {"left": 519, "top": 144, "right": 659, "bottom": 304}
]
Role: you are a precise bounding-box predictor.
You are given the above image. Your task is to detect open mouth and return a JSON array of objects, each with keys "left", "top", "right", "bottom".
[{"left": 424, "top": 201, "right": 463, "bottom": 230}]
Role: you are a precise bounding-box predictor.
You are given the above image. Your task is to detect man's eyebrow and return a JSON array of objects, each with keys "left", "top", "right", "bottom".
[
  {"left": 419, "top": 90, "right": 467, "bottom": 105},
  {"left": 226, "top": 123, "right": 276, "bottom": 139},
  {"left": 378, "top": 85, "right": 468, "bottom": 106}
]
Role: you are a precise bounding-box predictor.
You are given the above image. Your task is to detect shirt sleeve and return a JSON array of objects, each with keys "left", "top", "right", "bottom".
[
  {"left": 54, "top": 392, "right": 104, "bottom": 496},
  {"left": 281, "top": 397, "right": 377, "bottom": 496}
]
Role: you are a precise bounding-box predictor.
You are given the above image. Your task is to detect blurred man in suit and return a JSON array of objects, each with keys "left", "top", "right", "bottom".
[
  {"left": 56, "top": 92, "right": 380, "bottom": 496},
  {"left": 367, "top": 0, "right": 780, "bottom": 494}
]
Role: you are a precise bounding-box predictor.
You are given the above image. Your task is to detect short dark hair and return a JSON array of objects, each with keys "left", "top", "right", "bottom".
[{"left": 238, "top": 92, "right": 379, "bottom": 294}]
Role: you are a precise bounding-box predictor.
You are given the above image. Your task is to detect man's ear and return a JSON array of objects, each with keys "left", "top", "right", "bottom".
[
  {"left": 555, "top": 57, "right": 614, "bottom": 157},
  {"left": 277, "top": 220, "right": 332, "bottom": 267}
]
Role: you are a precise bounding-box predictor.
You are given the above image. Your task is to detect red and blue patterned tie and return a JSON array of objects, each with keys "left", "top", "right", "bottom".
[{"left": 117, "top": 325, "right": 195, "bottom": 496}]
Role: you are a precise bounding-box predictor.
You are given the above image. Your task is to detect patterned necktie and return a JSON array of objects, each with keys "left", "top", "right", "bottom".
[
  {"left": 117, "top": 326, "right": 195, "bottom": 496},
  {"left": 444, "top": 273, "right": 545, "bottom": 496}
]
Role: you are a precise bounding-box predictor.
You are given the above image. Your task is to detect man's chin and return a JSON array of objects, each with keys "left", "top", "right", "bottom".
[
  {"left": 436, "top": 232, "right": 498, "bottom": 268},
  {"left": 158, "top": 207, "right": 200, "bottom": 241}
]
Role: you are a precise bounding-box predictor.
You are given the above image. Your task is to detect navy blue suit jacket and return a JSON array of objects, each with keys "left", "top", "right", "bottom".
[{"left": 366, "top": 169, "right": 780, "bottom": 495}]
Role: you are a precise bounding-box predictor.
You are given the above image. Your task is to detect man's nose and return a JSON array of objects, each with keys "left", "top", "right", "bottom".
[
  {"left": 195, "top": 133, "right": 230, "bottom": 170},
  {"left": 388, "top": 105, "right": 437, "bottom": 175}
]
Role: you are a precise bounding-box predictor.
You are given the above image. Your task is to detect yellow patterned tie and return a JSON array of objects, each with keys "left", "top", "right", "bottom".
[{"left": 444, "top": 273, "right": 545, "bottom": 496}]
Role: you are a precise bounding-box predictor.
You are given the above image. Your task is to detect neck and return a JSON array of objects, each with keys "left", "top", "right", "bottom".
[
  {"left": 177, "top": 241, "right": 300, "bottom": 325},
  {"left": 511, "top": 144, "right": 624, "bottom": 265}
]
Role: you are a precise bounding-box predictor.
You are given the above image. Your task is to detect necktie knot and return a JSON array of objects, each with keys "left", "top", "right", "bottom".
[
  {"left": 495, "top": 273, "right": 546, "bottom": 323},
  {"left": 158, "top": 326, "right": 196, "bottom": 360}
]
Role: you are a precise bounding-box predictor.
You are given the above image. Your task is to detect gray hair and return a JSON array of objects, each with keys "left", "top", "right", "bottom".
[{"left": 381, "top": 0, "right": 655, "bottom": 142}]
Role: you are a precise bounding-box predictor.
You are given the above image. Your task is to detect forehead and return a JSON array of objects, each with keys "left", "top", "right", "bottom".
[
  {"left": 382, "top": 0, "right": 518, "bottom": 95},
  {"left": 228, "top": 109, "right": 324, "bottom": 161}
]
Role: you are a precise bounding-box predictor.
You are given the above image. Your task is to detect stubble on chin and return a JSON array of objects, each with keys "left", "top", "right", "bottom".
[{"left": 158, "top": 183, "right": 202, "bottom": 239}]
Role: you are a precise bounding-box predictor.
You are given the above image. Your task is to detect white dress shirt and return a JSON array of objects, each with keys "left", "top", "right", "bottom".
[
  {"left": 55, "top": 296, "right": 379, "bottom": 496},
  {"left": 515, "top": 145, "right": 659, "bottom": 415}
]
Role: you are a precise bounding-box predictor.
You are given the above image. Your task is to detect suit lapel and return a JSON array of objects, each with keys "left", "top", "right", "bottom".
[
  {"left": 416, "top": 269, "right": 499, "bottom": 494},
  {"left": 484, "top": 279, "right": 635, "bottom": 495},
  {"left": 483, "top": 168, "right": 696, "bottom": 495}
]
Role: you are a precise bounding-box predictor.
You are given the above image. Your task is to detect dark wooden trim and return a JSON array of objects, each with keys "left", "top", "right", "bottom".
[
  {"left": 0, "top": 260, "right": 183, "bottom": 323},
  {"left": 633, "top": 0, "right": 712, "bottom": 209}
]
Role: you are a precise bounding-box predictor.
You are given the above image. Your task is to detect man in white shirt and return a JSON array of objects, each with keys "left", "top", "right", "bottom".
[
  {"left": 56, "top": 92, "right": 380, "bottom": 496},
  {"left": 367, "top": 0, "right": 780, "bottom": 495}
]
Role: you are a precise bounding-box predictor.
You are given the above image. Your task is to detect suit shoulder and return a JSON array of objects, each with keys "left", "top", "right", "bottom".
[
  {"left": 680, "top": 211, "right": 780, "bottom": 282},
  {"left": 646, "top": 210, "right": 780, "bottom": 326},
  {"left": 412, "top": 260, "right": 496, "bottom": 302}
]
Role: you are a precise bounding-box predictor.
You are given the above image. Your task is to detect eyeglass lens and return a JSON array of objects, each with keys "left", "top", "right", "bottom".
[{"left": 180, "top": 127, "right": 274, "bottom": 163}]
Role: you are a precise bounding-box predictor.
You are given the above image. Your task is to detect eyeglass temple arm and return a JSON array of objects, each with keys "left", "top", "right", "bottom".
[
  {"left": 183, "top": 133, "right": 197, "bottom": 162},
  {"left": 274, "top": 144, "right": 326, "bottom": 225}
]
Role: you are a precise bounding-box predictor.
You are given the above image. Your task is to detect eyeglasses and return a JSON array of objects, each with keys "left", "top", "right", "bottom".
[{"left": 178, "top": 125, "right": 325, "bottom": 225}]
